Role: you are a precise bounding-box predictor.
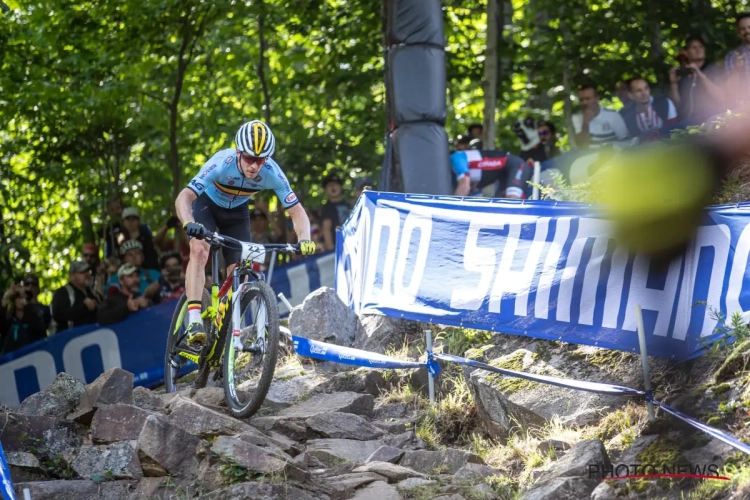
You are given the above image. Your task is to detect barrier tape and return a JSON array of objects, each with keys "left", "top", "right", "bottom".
[
  {"left": 434, "top": 352, "right": 646, "bottom": 397},
  {"left": 290, "top": 335, "right": 750, "bottom": 458},
  {"left": 0, "top": 443, "right": 16, "bottom": 500}
]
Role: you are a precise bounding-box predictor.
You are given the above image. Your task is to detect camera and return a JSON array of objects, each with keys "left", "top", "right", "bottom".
[{"left": 676, "top": 67, "right": 694, "bottom": 78}]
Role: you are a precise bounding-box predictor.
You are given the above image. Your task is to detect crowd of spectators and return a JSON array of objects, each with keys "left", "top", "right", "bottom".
[
  {"left": 0, "top": 172, "right": 374, "bottom": 356},
  {"left": 451, "top": 15, "right": 750, "bottom": 199}
]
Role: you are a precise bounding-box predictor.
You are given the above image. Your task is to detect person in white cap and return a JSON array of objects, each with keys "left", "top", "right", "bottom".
[{"left": 119, "top": 207, "right": 160, "bottom": 270}]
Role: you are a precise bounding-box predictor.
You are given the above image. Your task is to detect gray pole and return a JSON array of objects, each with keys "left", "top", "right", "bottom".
[
  {"left": 636, "top": 305, "right": 655, "bottom": 422},
  {"left": 425, "top": 329, "right": 435, "bottom": 406}
]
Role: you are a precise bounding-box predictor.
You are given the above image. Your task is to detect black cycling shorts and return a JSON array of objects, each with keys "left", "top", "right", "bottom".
[{"left": 192, "top": 193, "right": 252, "bottom": 265}]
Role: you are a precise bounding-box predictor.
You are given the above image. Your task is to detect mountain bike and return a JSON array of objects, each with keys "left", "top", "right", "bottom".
[{"left": 163, "top": 230, "right": 301, "bottom": 418}]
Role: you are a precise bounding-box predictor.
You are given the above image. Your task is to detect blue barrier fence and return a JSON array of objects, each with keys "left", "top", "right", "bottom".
[
  {"left": 0, "top": 252, "right": 335, "bottom": 409},
  {"left": 289, "top": 334, "right": 750, "bottom": 459}
]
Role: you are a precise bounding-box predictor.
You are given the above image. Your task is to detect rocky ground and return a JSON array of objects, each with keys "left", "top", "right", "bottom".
[{"left": 4, "top": 287, "right": 750, "bottom": 499}]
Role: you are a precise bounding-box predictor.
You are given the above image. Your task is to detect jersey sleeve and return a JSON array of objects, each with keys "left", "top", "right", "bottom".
[
  {"left": 611, "top": 112, "right": 630, "bottom": 140},
  {"left": 450, "top": 152, "right": 470, "bottom": 180},
  {"left": 186, "top": 152, "right": 224, "bottom": 197},
  {"left": 269, "top": 163, "right": 300, "bottom": 209}
]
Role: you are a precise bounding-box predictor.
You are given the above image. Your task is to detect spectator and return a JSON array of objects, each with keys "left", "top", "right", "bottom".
[
  {"left": 145, "top": 252, "right": 185, "bottom": 304},
  {"left": 669, "top": 36, "right": 723, "bottom": 121},
  {"left": 468, "top": 123, "right": 483, "bottom": 140},
  {"left": 50, "top": 260, "right": 102, "bottom": 331},
  {"left": 614, "top": 81, "right": 634, "bottom": 110},
  {"left": 21, "top": 273, "right": 50, "bottom": 331},
  {"left": 1, "top": 283, "right": 47, "bottom": 354},
  {"left": 572, "top": 84, "right": 630, "bottom": 148},
  {"left": 353, "top": 176, "right": 373, "bottom": 201},
  {"left": 452, "top": 135, "right": 471, "bottom": 153},
  {"left": 82, "top": 243, "right": 107, "bottom": 297},
  {"left": 620, "top": 78, "right": 678, "bottom": 138},
  {"left": 102, "top": 195, "right": 155, "bottom": 261},
  {"left": 118, "top": 207, "right": 160, "bottom": 270},
  {"left": 724, "top": 13, "right": 750, "bottom": 91},
  {"left": 250, "top": 208, "right": 274, "bottom": 244},
  {"left": 538, "top": 121, "right": 561, "bottom": 159},
  {"left": 106, "top": 240, "right": 161, "bottom": 296},
  {"left": 513, "top": 116, "right": 547, "bottom": 164},
  {"left": 98, "top": 264, "right": 151, "bottom": 325},
  {"left": 320, "top": 174, "right": 351, "bottom": 252},
  {"left": 154, "top": 215, "right": 190, "bottom": 271}
]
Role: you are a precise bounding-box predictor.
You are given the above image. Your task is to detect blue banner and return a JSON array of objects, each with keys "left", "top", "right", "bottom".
[
  {"left": 292, "top": 335, "right": 425, "bottom": 369},
  {"left": 335, "top": 192, "right": 750, "bottom": 362},
  {"left": 0, "top": 252, "right": 335, "bottom": 408}
]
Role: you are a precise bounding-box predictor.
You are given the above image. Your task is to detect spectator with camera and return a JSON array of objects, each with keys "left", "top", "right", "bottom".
[
  {"left": 1, "top": 281, "right": 48, "bottom": 354},
  {"left": 144, "top": 252, "right": 186, "bottom": 304},
  {"left": 669, "top": 35, "right": 723, "bottom": 121},
  {"left": 98, "top": 264, "right": 152, "bottom": 325},
  {"left": 19, "top": 273, "right": 50, "bottom": 331},
  {"left": 50, "top": 260, "right": 103, "bottom": 332},
  {"left": 81, "top": 243, "right": 108, "bottom": 297}
]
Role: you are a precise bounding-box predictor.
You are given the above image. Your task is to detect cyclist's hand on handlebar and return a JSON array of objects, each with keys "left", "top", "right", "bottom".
[
  {"left": 184, "top": 222, "right": 208, "bottom": 239},
  {"left": 299, "top": 240, "right": 316, "bottom": 256}
]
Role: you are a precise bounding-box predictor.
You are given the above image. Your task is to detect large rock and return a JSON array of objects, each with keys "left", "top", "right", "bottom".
[
  {"left": 201, "top": 482, "right": 328, "bottom": 500},
  {"left": 535, "top": 440, "right": 610, "bottom": 485},
  {"left": 17, "top": 373, "right": 85, "bottom": 418},
  {"left": 354, "top": 315, "right": 423, "bottom": 354},
  {"left": 306, "top": 439, "right": 385, "bottom": 466},
  {"left": 351, "top": 481, "right": 402, "bottom": 500},
  {"left": 247, "top": 416, "right": 309, "bottom": 441},
  {"left": 70, "top": 368, "right": 134, "bottom": 424},
  {"left": 6, "top": 452, "right": 47, "bottom": 483},
  {"left": 277, "top": 392, "right": 375, "bottom": 419},
  {"left": 264, "top": 372, "right": 328, "bottom": 409},
  {"left": 452, "top": 463, "right": 499, "bottom": 484},
  {"left": 288, "top": 287, "right": 363, "bottom": 346},
  {"left": 306, "top": 412, "right": 385, "bottom": 440},
  {"left": 210, "top": 435, "right": 305, "bottom": 481},
  {"left": 466, "top": 345, "right": 645, "bottom": 434},
  {"left": 91, "top": 404, "right": 153, "bottom": 444},
  {"left": 352, "top": 461, "right": 428, "bottom": 482},
  {"left": 309, "top": 369, "right": 389, "bottom": 398},
  {"left": 398, "top": 449, "right": 484, "bottom": 475},
  {"left": 518, "top": 477, "right": 600, "bottom": 500},
  {"left": 13, "top": 480, "right": 135, "bottom": 500},
  {"left": 236, "top": 429, "right": 299, "bottom": 459},
  {"left": 0, "top": 411, "right": 86, "bottom": 458},
  {"left": 137, "top": 414, "right": 202, "bottom": 477},
  {"left": 131, "top": 386, "right": 166, "bottom": 413},
  {"left": 167, "top": 395, "right": 252, "bottom": 438},
  {"left": 71, "top": 441, "right": 142, "bottom": 480},
  {"left": 323, "top": 472, "right": 388, "bottom": 494},
  {"left": 366, "top": 445, "right": 405, "bottom": 464}
]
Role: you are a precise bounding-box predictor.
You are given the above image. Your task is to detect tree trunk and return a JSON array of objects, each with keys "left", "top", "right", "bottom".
[
  {"left": 482, "top": 0, "right": 499, "bottom": 150},
  {"left": 562, "top": 66, "right": 576, "bottom": 149}
]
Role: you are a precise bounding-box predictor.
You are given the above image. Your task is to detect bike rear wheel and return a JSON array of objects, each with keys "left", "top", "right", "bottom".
[
  {"left": 223, "top": 280, "right": 280, "bottom": 419},
  {"left": 164, "top": 289, "right": 211, "bottom": 393}
]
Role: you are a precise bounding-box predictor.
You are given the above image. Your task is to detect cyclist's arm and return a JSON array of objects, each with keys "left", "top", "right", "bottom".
[
  {"left": 269, "top": 164, "right": 310, "bottom": 241},
  {"left": 287, "top": 203, "right": 311, "bottom": 242},
  {"left": 175, "top": 188, "right": 198, "bottom": 226},
  {"left": 450, "top": 152, "right": 471, "bottom": 196}
]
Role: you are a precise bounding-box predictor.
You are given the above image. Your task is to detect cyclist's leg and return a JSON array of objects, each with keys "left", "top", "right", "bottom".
[{"left": 185, "top": 195, "right": 218, "bottom": 345}]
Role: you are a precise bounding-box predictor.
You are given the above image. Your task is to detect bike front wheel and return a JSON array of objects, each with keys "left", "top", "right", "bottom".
[{"left": 222, "top": 280, "right": 280, "bottom": 419}]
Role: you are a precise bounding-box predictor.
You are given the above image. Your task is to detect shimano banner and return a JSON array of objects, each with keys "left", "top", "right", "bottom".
[
  {"left": 0, "top": 252, "right": 334, "bottom": 408},
  {"left": 335, "top": 192, "right": 750, "bottom": 361}
]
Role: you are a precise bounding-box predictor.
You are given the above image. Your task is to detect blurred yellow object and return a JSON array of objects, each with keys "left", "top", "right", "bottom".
[{"left": 598, "top": 143, "right": 719, "bottom": 257}]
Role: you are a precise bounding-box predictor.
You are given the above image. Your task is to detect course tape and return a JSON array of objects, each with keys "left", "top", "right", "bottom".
[
  {"left": 290, "top": 336, "right": 750, "bottom": 458},
  {"left": 0, "top": 443, "right": 16, "bottom": 500},
  {"left": 434, "top": 352, "right": 646, "bottom": 397},
  {"left": 292, "top": 335, "right": 425, "bottom": 369},
  {"left": 653, "top": 399, "right": 750, "bottom": 456}
]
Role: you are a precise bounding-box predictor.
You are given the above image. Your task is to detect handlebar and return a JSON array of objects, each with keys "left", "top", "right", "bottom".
[{"left": 200, "top": 231, "right": 301, "bottom": 255}]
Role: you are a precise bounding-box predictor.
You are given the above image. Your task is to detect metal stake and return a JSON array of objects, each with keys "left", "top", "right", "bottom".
[
  {"left": 425, "top": 329, "right": 435, "bottom": 406},
  {"left": 278, "top": 292, "right": 294, "bottom": 315},
  {"left": 636, "top": 305, "right": 655, "bottom": 422}
]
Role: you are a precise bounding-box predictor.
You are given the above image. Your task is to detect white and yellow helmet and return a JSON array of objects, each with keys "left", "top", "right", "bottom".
[{"left": 235, "top": 120, "right": 275, "bottom": 158}]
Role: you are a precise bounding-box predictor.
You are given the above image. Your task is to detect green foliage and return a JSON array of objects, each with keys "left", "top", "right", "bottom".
[{"left": 435, "top": 327, "right": 492, "bottom": 357}]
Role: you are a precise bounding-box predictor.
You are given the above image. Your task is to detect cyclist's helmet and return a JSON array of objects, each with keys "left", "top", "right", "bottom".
[{"left": 235, "top": 120, "right": 275, "bottom": 158}]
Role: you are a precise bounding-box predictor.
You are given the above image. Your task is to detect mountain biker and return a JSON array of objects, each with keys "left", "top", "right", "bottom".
[{"left": 174, "top": 120, "right": 316, "bottom": 347}]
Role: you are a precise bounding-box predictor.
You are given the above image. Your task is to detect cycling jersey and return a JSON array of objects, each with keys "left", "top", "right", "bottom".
[
  {"left": 186, "top": 148, "right": 299, "bottom": 210},
  {"left": 449, "top": 149, "right": 531, "bottom": 198}
]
